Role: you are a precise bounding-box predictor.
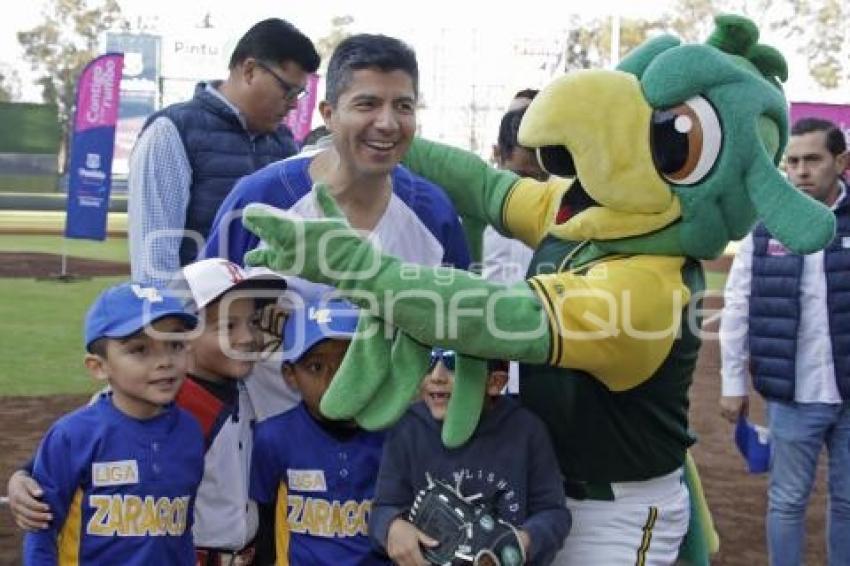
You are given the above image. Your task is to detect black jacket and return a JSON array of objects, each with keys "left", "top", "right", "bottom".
[{"left": 370, "top": 396, "right": 571, "bottom": 565}]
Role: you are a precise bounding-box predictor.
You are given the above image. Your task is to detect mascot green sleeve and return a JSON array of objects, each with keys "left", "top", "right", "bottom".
[{"left": 241, "top": 15, "right": 834, "bottom": 565}]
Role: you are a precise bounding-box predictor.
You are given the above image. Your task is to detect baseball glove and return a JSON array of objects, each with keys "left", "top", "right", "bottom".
[
  {"left": 252, "top": 302, "right": 286, "bottom": 358},
  {"left": 408, "top": 475, "right": 526, "bottom": 566}
]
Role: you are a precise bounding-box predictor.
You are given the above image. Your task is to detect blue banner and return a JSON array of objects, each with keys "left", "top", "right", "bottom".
[{"left": 65, "top": 53, "right": 124, "bottom": 241}]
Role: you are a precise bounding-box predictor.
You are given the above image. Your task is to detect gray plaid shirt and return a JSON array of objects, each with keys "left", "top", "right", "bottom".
[{"left": 127, "top": 84, "right": 247, "bottom": 286}]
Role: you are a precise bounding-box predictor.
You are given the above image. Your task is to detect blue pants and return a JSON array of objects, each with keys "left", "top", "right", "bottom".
[{"left": 767, "top": 401, "right": 850, "bottom": 566}]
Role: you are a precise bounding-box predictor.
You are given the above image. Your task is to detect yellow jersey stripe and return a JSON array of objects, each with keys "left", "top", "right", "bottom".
[
  {"left": 527, "top": 278, "right": 560, "bottom": 366},
  {"left": 501, "top": 181, "right": 520, "bottom": 231},
  {"left": 529, "top": 255, "right": 687, "bottom": 390},
  {"left": 635, "top": 505, "right": 659, "bottom": 566},
  {"left": 275, "top": 482, "right": 291, "bottom": 566},
  {"left": 57, "top": 488, "right": 83, "bottom": 566}
]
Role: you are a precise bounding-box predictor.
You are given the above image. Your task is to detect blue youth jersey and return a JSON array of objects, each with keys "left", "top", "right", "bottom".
[
  {"left": 202, "top": 155, "right": 471, "bottom": 270},
  {"left": 24, "top": 394, "right": 204, "bottom": 565},
  {"left": 250, "top": 403, "right": 389, "bottom": 565}
]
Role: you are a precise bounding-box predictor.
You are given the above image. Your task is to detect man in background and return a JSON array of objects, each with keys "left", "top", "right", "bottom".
[
  {"left": 720, "top": 117, "right": 850, "bottom": 566},
  {"left": 128, "top": 18, "right": 320, "bottom": 286}
]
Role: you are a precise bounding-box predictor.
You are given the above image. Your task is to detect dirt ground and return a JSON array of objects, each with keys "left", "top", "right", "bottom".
[
  {"left": 0, "top": 395, "right": 91, "bottom": 565},
  {"left": 0, "top": 252, "right": 129, "bottom": 278},
  {"left": 690, "top": 299, "right": 827, "bottom": 565},
  {"left": 0, "top": 256, "right": 830, "bottom": 564}
]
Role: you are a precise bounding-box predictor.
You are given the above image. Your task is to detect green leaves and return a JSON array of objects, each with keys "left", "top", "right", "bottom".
[{"left": 17, "top": 0, "right": 124, "bottom": 161}]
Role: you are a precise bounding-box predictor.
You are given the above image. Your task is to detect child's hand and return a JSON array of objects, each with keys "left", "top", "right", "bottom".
[
  {"left": 7, "top": 470, "right": 52, "bottom": 531},
  {"left": 387, "top": 517, "right": 438, "bottom": 566}
]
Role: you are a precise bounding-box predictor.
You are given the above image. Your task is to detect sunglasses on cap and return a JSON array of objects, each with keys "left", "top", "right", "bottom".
[{"left": 428, "top": 348, "right": 456, "bottom": 372}]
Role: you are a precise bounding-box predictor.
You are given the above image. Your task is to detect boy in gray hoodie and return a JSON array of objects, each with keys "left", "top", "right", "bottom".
[{"left": 370, "top": 349, "right": 571, "bottom": 565}]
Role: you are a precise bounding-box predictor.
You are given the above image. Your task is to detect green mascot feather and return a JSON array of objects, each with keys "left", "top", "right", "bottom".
[{"left": 243, "top": 14, "right": 832, "bottom": 564}]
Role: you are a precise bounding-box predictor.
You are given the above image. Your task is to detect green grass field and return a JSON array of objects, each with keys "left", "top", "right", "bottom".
[
  {"left": 0, "top": 232, "right": 128, "bottom": 395},
  {"left": 0, "top": 276, "right": 125, "bottom": 395},
  {"left": 0, "top": 233, "right": 128, "bottom": 263},
  {"left": 0, "top": 210, "right": 127, "bottom": 235},
  {"left": 0, "top": 175, "right": 59, "bottom": 192}
]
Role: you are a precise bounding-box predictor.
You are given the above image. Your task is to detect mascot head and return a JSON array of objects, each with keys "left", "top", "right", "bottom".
[{"left": 518, "top": 14, "right": 835, "bottom": 258}]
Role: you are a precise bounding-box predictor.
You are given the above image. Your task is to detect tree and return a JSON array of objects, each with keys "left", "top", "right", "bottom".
[
  {"left": 770, "top": 0, "right": 847, "bottom": 88},
  {"left": 0, "top": 64, "right": 21, "bottom": 102},
  {"left": 665, "top": 0, "right": 722, "bottom": 43},
  {"left": 552, "top": 15, "right": 668, "bottom": 74},
  {"left": 664, "top": 0, "right": 848, "bottom": 89},
  {"left": 17, "top": 0, "right": 124, "bottom": 171},
  {"left": 315, "top": 15, "right": 354, "bottom": 68}
]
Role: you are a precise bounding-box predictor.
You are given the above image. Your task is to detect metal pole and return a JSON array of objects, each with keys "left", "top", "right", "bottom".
[
  {"left": 61, "top": 237, "right": 68, "bottom": 278},
  {"left": 611, "top": 13, "right": 621, "bottom": 67}
]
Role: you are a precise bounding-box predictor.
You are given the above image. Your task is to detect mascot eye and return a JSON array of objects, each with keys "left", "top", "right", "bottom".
[
  {"left": 650, "top": 96, "right": 722, "bottom": 185},
  {"left": 536, "top": 145, "right": 576, "bottom": 177}
]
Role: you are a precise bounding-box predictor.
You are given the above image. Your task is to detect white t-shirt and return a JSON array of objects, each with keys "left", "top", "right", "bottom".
[{"left": 482, "top": 226, "right": 534, "bottom": 394}]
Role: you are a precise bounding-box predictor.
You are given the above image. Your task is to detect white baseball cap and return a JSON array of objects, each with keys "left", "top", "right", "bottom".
[{"left": 177, "top": 258, "right": 287, "bottom": 312}]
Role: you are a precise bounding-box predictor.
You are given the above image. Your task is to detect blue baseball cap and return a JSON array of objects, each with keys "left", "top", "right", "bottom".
[
  {"left": 282, "top": 299, "right": 359, "bottom": 363},
  {"left": 84, "top": 282, "right": 197, "bottom": 352},
  {"left": 734, "top": 415, "right": 771, "bottom": 474}
]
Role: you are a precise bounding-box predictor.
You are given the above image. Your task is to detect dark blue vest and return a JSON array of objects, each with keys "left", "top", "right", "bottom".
[
  {"left": 142, "top": 82, "right": 297, "bottom": 266},
  {"left": 748, "top": 190, "right": 850, "bottom": 401}
]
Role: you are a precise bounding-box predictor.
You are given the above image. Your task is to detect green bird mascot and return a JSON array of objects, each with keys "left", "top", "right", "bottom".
[{"left": 242, "top": 15, "right": 834, "bottom": 565}]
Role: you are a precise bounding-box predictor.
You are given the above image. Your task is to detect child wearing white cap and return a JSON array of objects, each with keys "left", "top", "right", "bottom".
[{"left": 173, "top": 258, "right": 287, "bottom": 564}]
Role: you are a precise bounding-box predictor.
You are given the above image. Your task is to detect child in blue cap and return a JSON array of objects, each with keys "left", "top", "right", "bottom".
[
  {"left": 250, "top": 298, "right": 391, "bottom": 565},
  {"left": 13, "top": 261, "right": 291, "bottom": 563},
  {"left": 23, "top": 282, "right": 205, "bottom": 565}
]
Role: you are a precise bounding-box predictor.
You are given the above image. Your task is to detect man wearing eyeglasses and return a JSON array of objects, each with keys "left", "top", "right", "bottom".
[{"left": 128, "top": 18, "right": 320, "bottom": 288}]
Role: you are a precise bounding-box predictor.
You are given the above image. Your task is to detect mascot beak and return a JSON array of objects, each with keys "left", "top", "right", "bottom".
[
  {"left": 519, "top": 69, "right": 671, "bottom": 213},
  {"left": 518, "top": 69, "right": 681, "bottom": 240}
]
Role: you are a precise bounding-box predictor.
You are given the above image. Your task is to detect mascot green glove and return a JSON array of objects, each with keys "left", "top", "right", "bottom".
[
  {"left": 244, "top": 14, "right": 834, "bottom": 564},
  {"left": 249, "top": 188, "right": 494, "bottom": 446}
]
